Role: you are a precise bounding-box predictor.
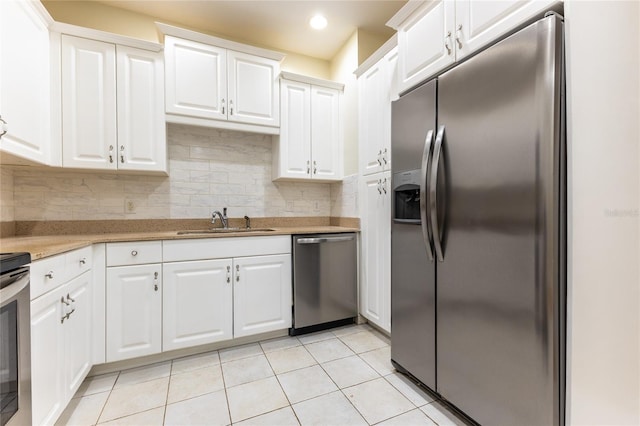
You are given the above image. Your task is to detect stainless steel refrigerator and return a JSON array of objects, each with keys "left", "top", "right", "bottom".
[{"left": 390, "top": 14, "right": 565, "bottom": 426}]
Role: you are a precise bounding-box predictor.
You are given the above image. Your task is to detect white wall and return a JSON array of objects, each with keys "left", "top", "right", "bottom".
[{"left": 565, "top": 1, "right": 640, "bottom": 424}]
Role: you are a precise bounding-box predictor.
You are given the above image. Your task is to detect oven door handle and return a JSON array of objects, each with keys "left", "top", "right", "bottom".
[{"left": 0, "top": 268, "right": 30, "bottom": 306}]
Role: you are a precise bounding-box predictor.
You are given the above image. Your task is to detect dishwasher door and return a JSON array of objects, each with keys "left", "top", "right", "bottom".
[{"left": 292, "top": 233, "right": 357, "bottom": 332}]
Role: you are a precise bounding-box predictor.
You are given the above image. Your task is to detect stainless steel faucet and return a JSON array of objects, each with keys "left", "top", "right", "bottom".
[{"left": 211, "top": 207, "right": 228, "bottom": 229}]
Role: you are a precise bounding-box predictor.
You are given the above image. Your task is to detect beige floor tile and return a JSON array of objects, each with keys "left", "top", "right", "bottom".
[
  {"left": 168, "top": 365, "right": 225, "bottom": 404},
  {"left": 165, "top": 389, "right": 230, "bottom": 426},
  {"left": 219, "top": 343, "right": 263, "bottom": 363},
  {"left": 226, "top": 376, "right": 289, "bottom": 423},
  {"left": 343, "top": 377, "right": 414, "bottom": 424},
  {"left": 377, "top": 408, "right": 437, "bottom": 425},
  {"left": 298, "top": 331, "right": 335, "bottom": 345},
  {"left": 97, "top": 407, "right": 165, "bottom": 425},
  {"left": 234, "top": 406, "right": 299, "bottom": 426},
  {"left": 114, "top": 362, "right": 171, "bottom": 389},
  {"left": 292, "top": 391, "right": 367, "bottom": 426},
  {"left": 277, "top": 365, "right": 338, "bottom": 404},
  {"left": 171, "top": 351, "right": 220, "bottom": 375},
  {"left": 359, "top": 346, "right": 395, "bottom": 376},
  {"left": 260, "top": 336, "right": 301, "bottom": 353},
  {"left": 339, "top": 331, "right": 388, "bottom": 354},
  {"left": 98, "top": 377, "right": 169, "bottom": 423},
  {"left": 331, "top": 324, "right": 372, "bottom": 338},
  {"left": 56, "top": 392, "right": 109, "bottom": 426},
  {"left": 321, "top": 355, "right": 380, "bottom": 389},
  {"left": 265, "top": 346, "right": 317, "bottom": 374},
  {"left": 305, "top": 338, "right": 355, "bottom": 363},
  {"left": 222, "top": 354, "right": 274, "bottom": 388},
  {"left": 73, "top": 373, "right": 118, "bottom": 398},
  {"left": 385, "top": 372, "right": 434, "bottom": 407},
  {"left": 420, "top": 401, "right": 467, "bottom": 426}
]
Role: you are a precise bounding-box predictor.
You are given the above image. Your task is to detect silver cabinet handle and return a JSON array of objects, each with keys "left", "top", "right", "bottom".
[
  {"left": 45, "top": 271, "right": 54, "bottom": 279},
  {"left": 153, "top": 272, "right": 159, "bottom": 291},
  {"left": 109, "top": 145, "right": 114, "bottom": 163},
  {"left": 383, "top": 148, "right": 388, "bottom": 165},
  {"left": 382, "top": 178, "right": 387, "bottom": 194},
  {"left": 0, "top": 115, "right": 7, "bottom": 138},
  {"left": 61, "top": 296, "right": 70, "bottom": 306},
  {"left": 235, "top": 264, "right": 240, "bottom": 282},
  {"left": 226, "top": 265, "right": 231, "bottom": 283},
  {"left": 377, "top": 149, "right": 382, "bottom": 165},
  {"left": 307, "top": 160, "right": 310, "bottom": 175},
  {"left": 120, "top": 145, "right": 125, "bottom": 163},
  {"left": 420, "top": 129, "right": 435, "bottom": 262},
  {"left": 131, "top": 250, "right": 138, "bottom": 256},
  {"left": 79, "top": 257, "right": 86, "bottom": 265},
  {"left": 230, "top": 100, "right": 234, "bottom": 115},
  {"left": 377, "top": 179, "right": 382, "bottom": 194},
  {"left": 297, "top": 236, "right": 355, "bottom": 244},
  {"left": 66, "top": 293, "right": 75, "bottom": 303},
  {"left": 430, "top": 125, "right": 446, "bottom": 262},
  {"left": 222, "top": 98, "right": 225, "bottom": 115},
  {"left": 445, "top": 31, "right": 453, "bottom": 55},
  {"left": 313, "top": 160, "right": 317, "bottom": 175},
  {"left": 456, "top": 24, "right": 463, "bottom": 49}
]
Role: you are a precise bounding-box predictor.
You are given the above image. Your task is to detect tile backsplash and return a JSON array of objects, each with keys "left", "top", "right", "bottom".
[{"left": 6, "top": 124, "right": 358, "bottom": 221}]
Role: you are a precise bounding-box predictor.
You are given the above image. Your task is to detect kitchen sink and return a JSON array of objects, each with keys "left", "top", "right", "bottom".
[{"left": 176, "top": 228, "right": 276, "bottom": 235}]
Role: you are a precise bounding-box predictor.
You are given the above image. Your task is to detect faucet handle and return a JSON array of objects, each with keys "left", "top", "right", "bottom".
[{"left": 223, "top": 207, "right": 227, "bottom": 218}]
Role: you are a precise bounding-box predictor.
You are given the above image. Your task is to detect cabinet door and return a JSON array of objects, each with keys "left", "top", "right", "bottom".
[
  {"left": 227, "top": 50, "right": 280, "bottom": 127},
  {"left": 116, "top": 46, "right": 167, "bottom": 173},
  {"left": 165, "top": 36, "right": 227, "bottom": 120},
  {"left": 359, "top": 61, "right": 386, "bottom": 176},
  {"left": 455, "top": 0, "right": 558, "bottom": 60},
  {"left": 163, "top": 259, "right": 233, "bottom": 351},
  {"left": 397, "top": 0, "right": 455, "bottom": 94},
  {"left": 61, "top": 35, "right": 117, "bottom": 169},
  {"left": 233, "top": 254, "right": 292, "bottom": 338},
  {"left": 311, "top": 86, "right": 341, "bottom": 180},
  {"left": 0, "top": 0, "right": 51, "bottom": 165},
  {"left": 106, "top": 264, "right": 162, "bottom": 362},
  {"left": 31, "top": 288, "right": 65, "bottom": 426},
  {"left": 63, "top": 271, "right": 92, "bottom": 400},
  {"left": 276, "top": 80, "right": 311, "bottom": 179},
  {"left": 359, "top": 173, "right": 391, "bottom": 331},
  {"left": 382, "top": 48, "right": 398, "bottom": 171}
]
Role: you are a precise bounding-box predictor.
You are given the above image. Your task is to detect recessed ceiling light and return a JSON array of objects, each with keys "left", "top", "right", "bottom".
[{"left": 309, "top": 14, "right": 328, "bottom": 30}]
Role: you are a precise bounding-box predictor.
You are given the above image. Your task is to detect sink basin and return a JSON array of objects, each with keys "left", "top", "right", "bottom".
[{"left": 176, "top": 228, "right": 276, "bottom": 235}]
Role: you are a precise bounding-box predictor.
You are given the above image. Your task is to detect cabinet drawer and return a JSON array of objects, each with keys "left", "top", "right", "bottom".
[
  {"left": 107, "top": 241, "right": 162, "bottom": 266},
  {"left": 65, "top": 246, "right": 92, "bottom": 281},
  {"left": 31, "top": 253, "right": 67, "bottom": 300},
  {"left": 163, "top": 236, "right": 291, "bottom": 262}
]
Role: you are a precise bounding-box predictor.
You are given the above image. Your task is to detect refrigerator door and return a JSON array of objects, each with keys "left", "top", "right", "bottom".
[
  {"left": 436, "top": 16, "right": 564, "bottom": 426},
  {"left": 390, "top": 79, "right": 437, "bottom": 390}
]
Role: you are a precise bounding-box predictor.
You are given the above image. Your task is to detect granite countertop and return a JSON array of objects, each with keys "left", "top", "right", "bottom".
[{"left": 0, "top": 225, "right": 359, "bottom": 260}]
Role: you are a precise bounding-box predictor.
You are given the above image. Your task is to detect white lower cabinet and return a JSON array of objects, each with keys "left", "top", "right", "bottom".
[
  {"left": 106, "top": 264, "right": 162, "bottom": 362},
  {"left": 162, "top": 259, "right": 233, "bottom": 351},
  {"left": 233, "top": 254, "right": 292, "bottom": 338},
  {"left": 31, "top": 270, "right": 92, "bottom": 426},
  {"left": 360, "top": 172, "right": 391, "bottom": 332}
]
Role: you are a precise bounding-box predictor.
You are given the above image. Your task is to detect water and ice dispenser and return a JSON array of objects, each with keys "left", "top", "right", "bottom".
[{"left": 393, "top": 169, "right": 421, "bottom": 223}]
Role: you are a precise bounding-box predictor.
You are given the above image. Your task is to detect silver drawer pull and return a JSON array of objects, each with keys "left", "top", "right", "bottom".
[
  {"left": 79, "top": 257, "right": 86, "bottom": 265},
  {"left": 45, "top": 271, "right": 54, "bottom": 279},
  {"left": 131, "top": 250, "right": 138, "bottom": 256}
]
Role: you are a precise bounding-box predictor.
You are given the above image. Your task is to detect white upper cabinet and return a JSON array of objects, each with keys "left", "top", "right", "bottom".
[
  {"left": 60, "top": 33, "right": 166, "bottom": 173},
  {"left": 61, "top": 35, "right": 117, "bottom": 170},
  {"left": 0, "top": 0, "right": 53, "bottom": 165},
  {"left": 388, "top": 0, "right": 559, "bottom": 94},
  {"left": 227, "top": 50, "right": 279, "bottom": 127},
  {"left": 164, "top": 36, "right": 227, "bottom": 120},
  {"left": 116, "top": 46, "right": 166, "bottom": 172},
  {"left": 160, "top": 24, "right": 284, "bottom": 134},
  {"left": 357, "top": 43, "right": 397, "bottom": 177},
  {"left": 273, "top": 73, "right": 343, "bottom": 182}
]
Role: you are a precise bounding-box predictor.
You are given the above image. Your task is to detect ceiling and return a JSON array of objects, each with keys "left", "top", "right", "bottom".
[{"left": 91, "top": 0, "right": 406, "bottom": 60}]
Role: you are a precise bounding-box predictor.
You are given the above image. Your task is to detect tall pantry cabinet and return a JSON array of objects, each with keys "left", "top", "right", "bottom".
[{"left": 357, "top": 39, "right": 398, "bottom": 333}]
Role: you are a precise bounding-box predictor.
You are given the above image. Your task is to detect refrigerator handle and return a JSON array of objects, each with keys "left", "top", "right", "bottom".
[
  {"left": 420, "top": 129, "right": 435, "bottom": 262},
  {"left": 430, "top": 125, "right": 446, "bottom": 262}
]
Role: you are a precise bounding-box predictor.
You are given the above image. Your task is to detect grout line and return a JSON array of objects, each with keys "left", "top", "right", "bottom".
[{"left": 93, "top": 371, "right": 120, "bottom": 425}]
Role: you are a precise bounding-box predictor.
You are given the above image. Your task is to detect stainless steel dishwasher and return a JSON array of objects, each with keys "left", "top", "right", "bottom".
[{"left": 290, "top": 233, "right": 357, "bottom": 335}]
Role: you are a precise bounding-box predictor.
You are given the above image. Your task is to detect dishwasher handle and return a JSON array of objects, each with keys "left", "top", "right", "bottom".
[{"left": 296, "top": 236, "right": 355, "bottom": 244}]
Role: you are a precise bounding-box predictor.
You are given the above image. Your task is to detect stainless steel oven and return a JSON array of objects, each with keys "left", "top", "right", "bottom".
[{"left": 0, "top": 253, "right": 31, "bottom": 426}]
